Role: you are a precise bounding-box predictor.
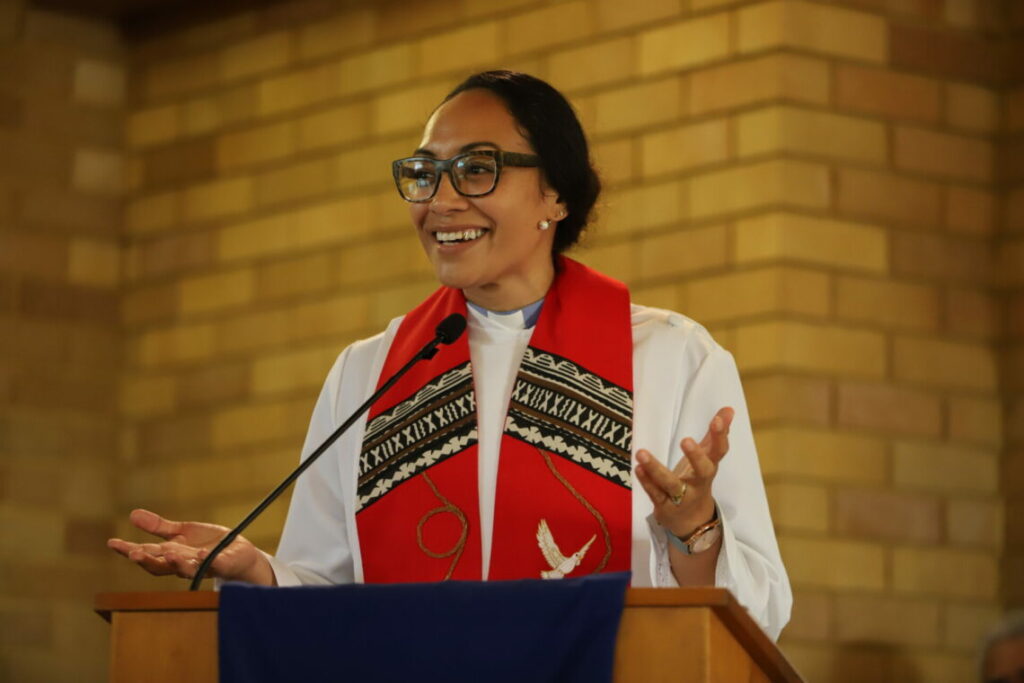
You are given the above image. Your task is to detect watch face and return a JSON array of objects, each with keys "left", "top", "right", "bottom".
[{"left": 690, "top": 524, "right": 722, "bottom": 553}]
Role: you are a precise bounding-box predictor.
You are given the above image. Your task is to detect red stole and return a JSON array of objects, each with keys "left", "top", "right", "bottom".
[{"left": 355, "top": 257, "right": 633, "bottom": 582}]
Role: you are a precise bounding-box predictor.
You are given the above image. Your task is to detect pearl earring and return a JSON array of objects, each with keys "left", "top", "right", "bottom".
[{"left": 538, "top": 220, "right": 551, "bottom": 231}]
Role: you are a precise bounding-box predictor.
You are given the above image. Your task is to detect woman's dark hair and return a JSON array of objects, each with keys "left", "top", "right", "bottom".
[{"left": 443, "top": 70, "right": 600, "bottom": 254}]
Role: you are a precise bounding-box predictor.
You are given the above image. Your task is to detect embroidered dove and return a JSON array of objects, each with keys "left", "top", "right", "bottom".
[{"left": 536, "top": 518, "right": 596, "bottom": 579}]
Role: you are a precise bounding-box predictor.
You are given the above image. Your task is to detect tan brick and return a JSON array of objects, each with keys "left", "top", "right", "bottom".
[
  {"left": 136, "top": 323, "right": 216, "bottom": 367},
  {"left": 689, "top": 53, "right": 829, "bottom": 115},
  {"left": 892, "top": 231, "right": 991, "bottom": 284},
  {"left": 124, "top": 191, "right": 179, "bottom": 236},
  {"left": 254, "top": 158, "right": 335, "bottom": 207},
  {"left": 505, "top": 1, "right": 592, "bottom": 56},
  {"left": 218, "top": 122, "right": 294, "bottom": 170},
  {"left": 838, "top": 381, "right": 942, "bottom": 437},
  {"left": 177, "top": 362, "right": 248, "bottom": 408},
  {"left": 893, "top": 336, "right": 997, "bottom": 390},
  {"left": 637, "top": 12, "right": 730, "bottom": 76},
  {"left": 548, "top": 37, "right": 635, "bottom": 93},
  {"left": 738, "top": 0, "right": 887, "bottom": 63},
  {"left": 220, "top": 31, "right": 290, "bottom": 82},
  {"left": 945, "top": 186, "right": 995, "bottom": 235},
  {"left": 211, "top": 399, "right": 310, "bottom": 450},
  {"left": 339, "top": 44, "right": 416, "bottom": 96},
  {"left": 0, "top": 505, "right": 64, "bottom": 561},
  {"left": 334, "top": 139, "right": 412, "bottom": 193},
  {"left": 182, "top": 85, "right": 257, "bottom": 136},
  {"left": 944, "top": 603, "right": 1001, "bottom": 653},
  {"left": 785, "top": 590, "right": 831, "bottom": 641},
  {"left": 836, "top": 276, "right": 939, "bottom": 331},
  {"left": 836, "top": 167, "right": 941, "bottom": 229},
  {"left": 119, "top": 374, "right": 176, "bottom": 418},
  {"left": 737, "top": 105, "right": 886, "bottom": 164},
  {"left": 72, "top": 147, "right": 123, "bottom": 195},
  {"left": 734, "top": 212, "right": 887, "bottom": 273},
  {"left": 944, "top": 82, "right": 998, "bottom": 133},
  {"left": 735, "top": 321, "right": 885, "bottom": 377},
  {"left": 1006, "top": 85, "right": 1024, "bottom": 133},
  {"left": 370, "top": 84, "right": 444, "bottom": 137},
  {"left": 67, "top": 239, "right": 119, "bottom": 289},
  {"left": 689, "top": 160, "right": 829, "bottom": 220},
  {"left": 572, "top": 241, "right": 637, "bottom": 285},
  {"left": 947, "top": 497, "right": 1002, "bottom": 548},
  {"left": 144, "top": 52, "right": 219, "bottom": 101},
  {"left": 414, "top": 22, "right": 499, "bottom": 78},
  {"left": 591, "top": 138, "right": 635, "bottom": 187},
  {"left": 592, "top": 77, "right": 683, "bottom": 135},
  {"left": 221, "top": 196, "right": 374, "bottom": 263},
  {"left": 834, "top": 594, "right": 940, "bottom": 646},
  {"left": 376, "top": 0, "right": 459, "bottom": 41},
  {"left": 682, "top": 266, "right": 828, "bottom": 324},
  {"left": 946, "top": 287, "right": 998, "bottom": 340},
  {"left": 370, "top": 280, "right": 438, "bottom": 327},
  {"left": 461, "top": 0, "right": 535, "bottom": 18},
  {"left": 178, "top": 269, "right": 255, "bottom": 316},
  {"left": 126, "top": 106, "right": 180, "bottom": 150},
  {"left": 744, "top": 374, "right": 831, "bottom": 425},
  {"left": 948, "top": 396, "right": 1002, "bottom": 446},
  {"left": 997, "top": 237, "right": 1024, "bottom": 288},
  {"left": 835, "top": 488, "right": 941, "bottom": 542},
  {"left": 779, "top": 536, "right": 886, "bottom": 590},
  {"left": 257, "top": 252, "right": 335, "bottom": 302},
  {"left": 296, "top": 8, "right": 376, "bottom": 60},
  {"left": 894, "top": 126, "right": 993, "bottom": 182},
  {"left": 338, "top": 234, "right": 432, "bottom": 285},
  {"left": 257, "top": 62, "right": 340, "bottom": 117},
  {"left": 251, "top": 345, "right": 339, "bottom": 396},
  {"left": 181, "top": 177, "right": 253, "bottom": 223},
  {"left": 836, "top": 64, "right": 939, "bottom": 122},
  {"left": 640, "top": 118, "right": 729, "bottom": 178},
  {"left": 893, "top": 547, "right": 997, "bottom": 598},
  {"left": 73, "top": 59, "right": 124, "bottom": 108},
  {"left": 757, "top": 427, "right": 886, "bottom": 484},
  {"left": 636, "top": 224, "right": 727, "bottom": 279},
  {"left": 766, "top": 482, "right": 829, "bottom": 532},
  {"left": 600, "top": 179, "right": 687, "bottom": 236},
  {"left": 592, "top": 0, "right": 680, "bottom": 31},
  {"left": 122, "top": 283, "right": 176, "bottom": 327},
  {"left": 893, "top": 441, "right": 998, "bottom": 494}
]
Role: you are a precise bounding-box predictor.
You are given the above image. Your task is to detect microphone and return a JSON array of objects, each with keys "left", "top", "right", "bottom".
[{"left": 189, "top": 313, "right": 467, "bottom": 590}]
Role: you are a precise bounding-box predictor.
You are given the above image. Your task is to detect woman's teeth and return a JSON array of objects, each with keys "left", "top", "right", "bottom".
[{"left": 435, "top": 229, "right": 485, "bottom": 244}]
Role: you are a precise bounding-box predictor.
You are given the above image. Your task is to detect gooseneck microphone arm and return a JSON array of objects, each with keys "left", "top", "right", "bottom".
[{"left": 189, "top": 313, "right": 467, "bottom": 591}]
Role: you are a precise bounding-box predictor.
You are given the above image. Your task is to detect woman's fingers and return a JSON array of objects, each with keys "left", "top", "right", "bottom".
[
  {"left": 129, "top": 508, "right": 184, "bottom": 541},
  {"left": 636, "top": 449, "right": 687, "bottom": 503}
]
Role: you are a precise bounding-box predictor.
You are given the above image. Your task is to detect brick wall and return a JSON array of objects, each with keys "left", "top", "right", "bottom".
[
  {"left": 2, "top": 0, "right": 1020, "bottom": 680},
  {"left": 0, "top": 2, "right": 124, "bottom": 680},
  {"left": 1001, "top": 3, "right": 1024, "bottom": 612}
]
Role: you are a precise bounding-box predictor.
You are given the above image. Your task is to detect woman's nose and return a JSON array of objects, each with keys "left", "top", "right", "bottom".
[{"left": 430, "top": 172, "right": 469, "bottom": 212}]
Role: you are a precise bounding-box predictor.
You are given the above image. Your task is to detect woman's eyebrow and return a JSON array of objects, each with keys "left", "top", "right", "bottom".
[{"left": 412, "top": 141, "right": 499, "bottom": 157}]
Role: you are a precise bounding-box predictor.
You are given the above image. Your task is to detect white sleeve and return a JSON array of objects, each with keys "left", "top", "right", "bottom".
[
  {"left": 647, "top": 346, "right": 792, "bottom": 641},
  {"left": 269, "top": 347, "right": 357, "bottom": 587}
]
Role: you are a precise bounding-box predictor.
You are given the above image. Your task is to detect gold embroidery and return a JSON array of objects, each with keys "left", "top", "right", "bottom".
[
  {"left": 537, "top": 447, "right": 612, "bottom": 574},
  {"left": 416, "top": 472, "right": 468, "bottom": 580},
  {"left": 537, "top": 518, "right": 595, "bottom": 579}
]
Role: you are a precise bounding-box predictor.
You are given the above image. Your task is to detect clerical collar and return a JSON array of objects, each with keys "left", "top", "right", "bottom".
[{"left": 466, "top": 298, "right": 544, "bottom": 328}]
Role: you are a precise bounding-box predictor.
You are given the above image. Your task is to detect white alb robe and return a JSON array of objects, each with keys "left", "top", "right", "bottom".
[{"left": 268, "top": 304, "right": 792, "bottom": 640}]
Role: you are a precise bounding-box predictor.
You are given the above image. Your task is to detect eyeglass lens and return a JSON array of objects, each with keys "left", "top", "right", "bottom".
[{"left": 396, "top": 154, "right": 498, "bottom": 201}]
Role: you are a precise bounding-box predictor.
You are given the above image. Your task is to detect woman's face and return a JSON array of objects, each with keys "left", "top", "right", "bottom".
[{"left": 409, "top": 89, "right": 564, "bottom": 311}]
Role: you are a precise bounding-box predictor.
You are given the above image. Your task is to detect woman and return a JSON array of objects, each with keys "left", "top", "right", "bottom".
[{"left": 109, "top": 71, "right": 791, "bottom": 639}]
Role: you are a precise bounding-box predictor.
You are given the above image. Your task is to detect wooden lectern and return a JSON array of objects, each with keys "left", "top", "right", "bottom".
[{"left": 96, "top": 588, "right": 801, "bottom": 682}]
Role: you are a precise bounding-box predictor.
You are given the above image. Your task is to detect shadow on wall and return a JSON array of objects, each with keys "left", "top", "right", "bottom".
[{"left": 828, "top": 641, "right": 923, "bottom": 683}]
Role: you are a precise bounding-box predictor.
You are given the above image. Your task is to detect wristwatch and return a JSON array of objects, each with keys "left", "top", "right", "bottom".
[{"left": 666, "top": 508, "right": 722, "bottom": 555}]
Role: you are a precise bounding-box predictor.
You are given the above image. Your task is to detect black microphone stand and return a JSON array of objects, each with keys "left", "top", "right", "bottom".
[{"left": 189, "top": 314, "right": 466, "bottom": 591}]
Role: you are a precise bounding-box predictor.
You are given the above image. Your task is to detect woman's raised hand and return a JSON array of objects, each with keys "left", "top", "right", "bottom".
[
  {"left": 634, "top": 406, "right": 734, "bottom": 539},
  {"left": 107, "top": 509, "right": 275, "bottom": 585}
]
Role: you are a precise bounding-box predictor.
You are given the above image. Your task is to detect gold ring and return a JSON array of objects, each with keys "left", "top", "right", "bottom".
[{"left": 669, "top": 482, "right": 688, "bottom": 506}]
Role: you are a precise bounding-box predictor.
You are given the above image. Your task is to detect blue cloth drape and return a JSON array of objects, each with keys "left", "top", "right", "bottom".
[{"left": 218, "top": 572, "right": 629, "bottom": 683}]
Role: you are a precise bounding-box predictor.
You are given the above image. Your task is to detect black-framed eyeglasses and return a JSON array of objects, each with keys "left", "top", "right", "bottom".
[{"left": 391, "top": 150, "right": 541, "bottom": 203}]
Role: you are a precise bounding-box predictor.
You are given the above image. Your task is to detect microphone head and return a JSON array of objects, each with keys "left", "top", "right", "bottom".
[{"left": 435, "top": 313, "right": 467, "bottom": 345}]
